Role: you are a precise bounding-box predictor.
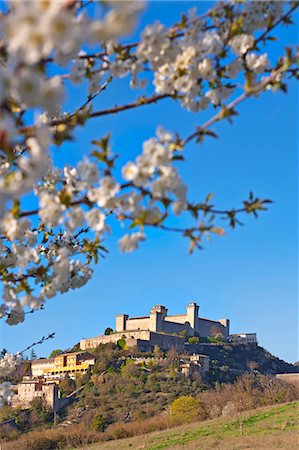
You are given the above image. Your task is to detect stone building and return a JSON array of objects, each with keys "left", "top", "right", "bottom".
[
  {"left": 230, "top": 333, "right": 257, "bottom": 344},
  {"left": 11, "top": 380, "right": 63, "bottom": 411},
  {"left": 80, "top": 302, "right": 230, "bottom": 352},
  {"left": 180, "top": 354, "right": 210, "bottom": 377},
  {"left": 12, "top": 380, "right": 56, "bottom": 409}
]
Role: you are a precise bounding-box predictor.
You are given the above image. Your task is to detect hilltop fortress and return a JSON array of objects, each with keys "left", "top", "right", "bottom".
[{"left": 80, "top": 302, "right": 230, "bottom": 352}]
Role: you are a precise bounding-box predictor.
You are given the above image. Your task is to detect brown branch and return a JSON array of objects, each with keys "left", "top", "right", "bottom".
[
  {"left": 89, "top": 93, "right": 171, "bottom": 119},
  {"left": 182, "top": 60, "right": 295, "bottom": 147},
  {"left": 69, "top": 77, "right": 112, "bottom": 120},
  {"left": 50, "top": 93, "right": 171, "bottom": 127},
  {"left": 18, "top": 196, "right": 89, "bottom": 218},
  {"left": 19, "top": 4, "right": 297, "bottom": 136},
  {"left": 255, "top": 3, "right": 298, "bottom": 46},
  {"left": 18, "top": 332, "right": 55, "bottom": 355}
]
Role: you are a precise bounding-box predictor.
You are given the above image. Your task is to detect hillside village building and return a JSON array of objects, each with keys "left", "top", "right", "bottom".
[
  {"left": 230, "top": 333, "right": 257, "bottom": 344},
  {"left": 31, "top": 351, "right": 95, "bottom": 380},
  {"left": 11, "top": 380, "right": 69, "bottom": 412},
  {"left": 180, "top": 354, "right": 210, "bottom": 377},
  {"left": 80, "top": 302, "right": 230, "bottom": 351}
]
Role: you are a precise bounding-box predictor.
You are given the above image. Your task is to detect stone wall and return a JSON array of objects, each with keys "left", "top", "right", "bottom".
[
  {"left": 198, "top": 318, "right": 228, "bottom": 338},
  {"left": 80, "top": 330, "right": 185, "bottom": 352},
  {"left": 80, "top": 331, "right": 152, "bottom": 350},
  {"left": 125, "top": 317, "right": 151, "bottom": 331},
  {"left": 160, "top": 319, "right": 187, "bottom": 334},
  {"left": 165, "top": 314, "right": 187, "bottom": 324},
  {"left": 148, "top": 332, "right": 185, "bottom": 351}
]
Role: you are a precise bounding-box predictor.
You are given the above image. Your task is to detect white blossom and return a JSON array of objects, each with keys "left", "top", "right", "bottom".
[
  {"left": 86, "top": 208, "right": 106, "bottom": 235},
  {"left": 202, "top": 31, "right": 223, "bottom": 55},
  {"left": 246, "top": 53, "right": 269, "bottom": 74},
  {"left": 88, "top": 176, "right": 120, "bottom": 208},
  {"left": 67, "top": 207, "right": 85, "bottom": 231},
  {"left": 0, "top": 353, "right": 19, "bottom": 376},
  {"left": 77, "top": 158, "right": 99, "bottom": 185},
  {"left": 229, "top": 34, "right": 255, "bottom": 56},
  {"left": 198, "top": 58, "right": 215, "bottom": 81},
  {"left": 118, "top": 232, "right": 145, "bottom": 253},
  {"left": 39, "top": 192, "right": 66, "bottom": 227},
  {"left": 0, "top": 383, "right": 13, "bottom": 408},
  {"left": 122, "top": 162, "right": 139, "bottom": 181},
  {"left": 1, "top": 215, "right": 31, "bottom": 242},
  {"left": 0, "top": 0, "right": 295, "bottom": 331}
]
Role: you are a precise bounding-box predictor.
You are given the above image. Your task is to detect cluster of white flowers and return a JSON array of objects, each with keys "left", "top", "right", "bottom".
[
  {"left": 103, "top": 2, "right": 289, "bottom": 113},
  {"left": 0, "top": 0, "right": 144, "bottom": 214},
  {"left": 0, "top": 352, "right": 19, "bottom": 376},
  {"left": 4, "top": 0, "right": 143, "bottom": 65},
  {"left": 0, "top": 133, "right": 50, "bottom": 208},
  {"left": 246, "top": 53, "right": 269, "bottom": 74},
  {"left": 242, "top": 1, "right": 284, "bottom": 33},
  {"left": 119, "top": 232, "right": 145, "bottom": 253},
  {"left": 88, "top": 176, "right": 120, "bottom": 209},
  {"left": 0, "top": 382, "right": 13, "bottom": 408},
  {"left": 0, "top": 352, "right": 20, "bottom": 407},
  {"left": 122, "top": 127, "right": 187, "bottom": 216}
]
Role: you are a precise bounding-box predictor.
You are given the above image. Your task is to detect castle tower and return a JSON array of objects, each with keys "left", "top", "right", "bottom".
[
  {"left": 149, "top": 305, "right": 168, "bottom": 332},
  {"left": 218, "top": 318, "right": 230, "bottom": 336},
  {"left": 186, "top": 302, "right": 199, "bottom": 334},
  {"left": 115, "top": 314, "right": 128, "bottom": 332}
]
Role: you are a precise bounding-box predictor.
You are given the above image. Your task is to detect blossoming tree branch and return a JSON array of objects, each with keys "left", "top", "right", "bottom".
[{"left": 0, "top": 0, "right": 298, "bottom": 331}]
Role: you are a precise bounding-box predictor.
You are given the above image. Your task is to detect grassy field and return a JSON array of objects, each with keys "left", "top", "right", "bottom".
[{"left": 84, "top": 401, "right": 298, "bottom": 450}]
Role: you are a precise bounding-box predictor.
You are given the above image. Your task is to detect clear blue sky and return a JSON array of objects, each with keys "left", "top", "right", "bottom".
[{"left": 1, "top": 2, "right": 298, "bottom": 363}]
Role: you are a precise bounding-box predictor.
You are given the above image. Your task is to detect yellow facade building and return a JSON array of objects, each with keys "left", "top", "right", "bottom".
[{"left": 31, "top": 351, "right": 95, "bottom": 380}]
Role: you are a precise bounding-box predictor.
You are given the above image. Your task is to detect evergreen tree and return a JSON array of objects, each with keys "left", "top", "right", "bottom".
[{"left": 30, "top": 349, "right": 37, "bottom": 360}]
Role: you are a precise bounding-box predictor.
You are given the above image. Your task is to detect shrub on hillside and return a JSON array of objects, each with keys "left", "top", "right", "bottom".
[
  {"left": 169, "top": 395, "right": 204, "bottom": 424},
  {"left": 91, "top": 413, "right": 107, "bottom": 432},
  {"left": 117, "top": 338, "right": 126, "bottom": 350},
  {"left": 59, "top": 374, "right": 76, "bottom": 397},
  {"left": 104, "top": 327, "right": 114, "bottom": 335}
]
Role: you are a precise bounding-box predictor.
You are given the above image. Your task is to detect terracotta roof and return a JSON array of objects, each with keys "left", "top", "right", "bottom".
[
  {"left": 56, "top": 351, "right": 95, "bottom": 358},
  {"left": 55, "top": 351, "right": 85, "bottom": 357}
]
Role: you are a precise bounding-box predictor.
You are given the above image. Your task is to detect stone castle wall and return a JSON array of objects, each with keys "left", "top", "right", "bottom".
[
  {"left": 165, "top": 315, "right": 188, "bottom": 325},
  {"left": 80, "top": 331, "right": 152, "bottom": 350},
  {"left": 125, "top": 317, "right": 151, "bottom": 331},
  {"left": 80, "top": 330, "right": 185, "bottom": 352},
  {"left": 160, "top": 319, "right": 187, "bottom": 334},
  {"left": 148, "top": 332, "right": 185, "bottom": 351},
  {"left": 198, "top": 318, "right": 227, "bottom": 337}
]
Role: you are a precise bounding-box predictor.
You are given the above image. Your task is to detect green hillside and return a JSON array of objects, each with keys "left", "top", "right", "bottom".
[{"left": 86, "top": 401, "right": 299, "bottom": 450}]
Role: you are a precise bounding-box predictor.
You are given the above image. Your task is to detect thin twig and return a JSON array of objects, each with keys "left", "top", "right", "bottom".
[
  {"left": 18, "top": 332, "right": 56, "bottom": 355},
  {"left": 68, "top": 77, "right": 112, "bottom": 120}
]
